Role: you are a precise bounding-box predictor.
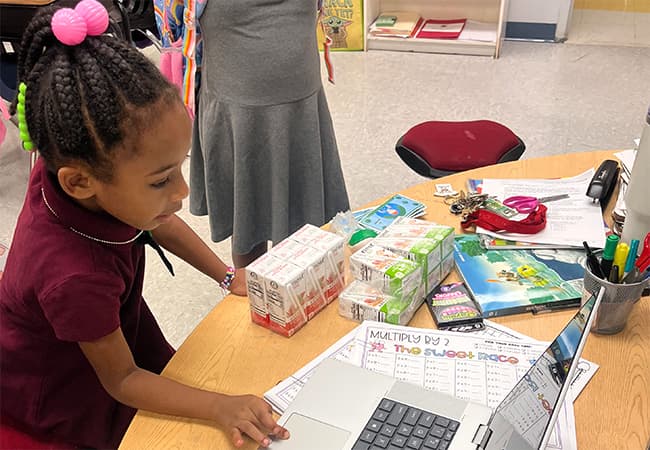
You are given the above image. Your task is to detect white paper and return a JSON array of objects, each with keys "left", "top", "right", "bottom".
[
  {"left": 478, "top": 170, "right": 607, "bottom": 249},
  {"left": 614, "top": 149, "right": 637, "bottom": 177},
  {"left": 458, "top": 20, "right": 498, "bottom": 42},
  {"left": 264, "top": 321, "right": 598, "bottom": 449}
]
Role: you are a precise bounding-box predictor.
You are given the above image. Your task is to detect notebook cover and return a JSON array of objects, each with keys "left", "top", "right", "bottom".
[{"left": 453, "top": 234, "right": 585, "bottom": 317}]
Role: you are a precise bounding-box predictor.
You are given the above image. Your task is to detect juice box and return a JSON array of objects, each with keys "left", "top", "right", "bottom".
[
  {"left": 263, "top": 260, "right": 313, "bottom": 337},
  {"left": 268, "top": 238, "right": 326, "bottom": 317},
  {"left": 283, "top": 243, "right": 330, "bottom": 318},
  {"left": 338, "top": 280, "right": 420, "bottom": 326},
  {"left": 372, "top": 236, "right": 442, "bottom": 295},
  {"left": 349, "top": 242, "right": 422, "bottom": 302},
  {"left": 292, "top": 224, "right": 346, "bottom": 301},
  {"left": 245, "top": 253, "right": 282, "bottom": 326},
  {"left": 380, "top": 217, "right": 455, "bottom": 259}
]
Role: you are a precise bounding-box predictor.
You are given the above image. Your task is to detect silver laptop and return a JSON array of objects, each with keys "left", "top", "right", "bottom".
[{"left": 267, "top": 288, "right": 603, "bottom": 450}]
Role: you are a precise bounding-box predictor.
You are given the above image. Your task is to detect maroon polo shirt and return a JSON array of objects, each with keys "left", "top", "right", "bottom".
[{"left": 0, "top": 159, "right": 174, "bottom": 449}]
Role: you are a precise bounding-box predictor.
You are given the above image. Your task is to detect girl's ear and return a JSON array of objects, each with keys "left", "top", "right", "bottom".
[{"left": 57, "top": 165, "right": 98, "bottom": 200}]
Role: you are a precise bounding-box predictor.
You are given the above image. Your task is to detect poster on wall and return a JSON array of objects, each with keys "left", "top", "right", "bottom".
[{"left": 318, "top": 0, "right": 364, "bottom": 51}]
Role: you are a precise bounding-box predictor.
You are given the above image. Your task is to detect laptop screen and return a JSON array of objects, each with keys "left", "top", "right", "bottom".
[{"left": 492, "top": 293, "right": 597, "bottom": 448}]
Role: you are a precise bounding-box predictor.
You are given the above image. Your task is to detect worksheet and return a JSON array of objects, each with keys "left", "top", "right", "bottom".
[
  {"left": 478, "top": 170, "right": 607, "bottom": 249},
  {"left": 264, "top": 321, "right": 598, "bottom": 450}
]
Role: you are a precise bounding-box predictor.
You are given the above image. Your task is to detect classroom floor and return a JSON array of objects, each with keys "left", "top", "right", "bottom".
[
  {"left": 2, "top": 39, "right": 650, "bottom": 348},
  {"left": 568, "top": 9, "right": 650, "bottom": 47}
]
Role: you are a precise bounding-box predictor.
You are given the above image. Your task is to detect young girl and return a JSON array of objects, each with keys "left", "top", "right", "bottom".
[{"left": 0, "top": 1, "right": 289, "bottom": 448}]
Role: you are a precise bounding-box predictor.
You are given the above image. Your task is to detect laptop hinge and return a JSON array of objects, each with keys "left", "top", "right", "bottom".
[{"left": 472, "top": 424, "right": 493, "bottom": 449}]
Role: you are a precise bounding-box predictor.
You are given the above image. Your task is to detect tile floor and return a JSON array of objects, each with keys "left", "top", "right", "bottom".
[
  {"left": 568, "top": 9, "right": 650, "bottom": 47},
  {"left": 2, "top": 39, "right": 650, "bottom": 348}
]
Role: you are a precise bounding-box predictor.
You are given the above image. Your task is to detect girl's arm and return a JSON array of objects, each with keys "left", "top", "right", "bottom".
[
  {"left": 150, "top": 214, "right": 246, "bottom": 295},
  {"left": 79, "top": 328, "right": 288, "bottom": 448}
]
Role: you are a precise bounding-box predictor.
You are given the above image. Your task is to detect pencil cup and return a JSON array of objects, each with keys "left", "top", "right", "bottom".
[{"left": 582, "top": 268, "right": 650, "bottom": 334}]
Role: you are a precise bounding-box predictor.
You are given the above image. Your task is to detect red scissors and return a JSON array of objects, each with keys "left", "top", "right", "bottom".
[{"left": 503, "top": 194, "right": 570, "bottom": 213}]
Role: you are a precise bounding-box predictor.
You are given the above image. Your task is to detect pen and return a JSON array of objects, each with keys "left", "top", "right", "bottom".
[
  {"left": 623, "top": 239, "right": 640, "bottom": 275},
  {"left": 608, "top": 265, "right": 619, "bottom": 283},
  {"left": 600, "top": 234, "right": 620, "bottom": 279},
  {"left": 613, "top": 243, "right": 629, "bottom": 280},
  {"left": 583, "top": 241, "right": 605, "bottom": 278}
]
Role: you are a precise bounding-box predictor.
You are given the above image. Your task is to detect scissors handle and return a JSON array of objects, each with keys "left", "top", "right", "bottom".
[{"left": 503, "top": 196, "right": 538, "bottom": 213}]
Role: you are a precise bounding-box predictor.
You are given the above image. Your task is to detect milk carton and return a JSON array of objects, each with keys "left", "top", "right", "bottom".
[
  {"left": 350, "top": 242, "right": 422, "bottom": 302},
  {"left": 245, "top": 253, "right": 282, "bottom": 326},
  {"left": 338, "top": 280, "right": 420, "bottom": 326},
  {"left": 292, "top": 224, "right": 346, "bottom": 302},
  {"left": 267, "top": 238, "right": 326, "bottom": 317},
  {"left": 263, "top": 260, "right": 313, "bottom": 337},
  {"left": 284, "top": 242, "right": 330, "bottom": 318}
]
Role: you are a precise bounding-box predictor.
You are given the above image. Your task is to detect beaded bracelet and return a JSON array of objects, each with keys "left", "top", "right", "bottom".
[{"left": 220, "top": 266, "right": 236, "bottom": 291}]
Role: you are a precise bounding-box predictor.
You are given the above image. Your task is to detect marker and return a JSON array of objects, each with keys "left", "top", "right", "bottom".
[
  {"left": 624, "top": 239, "right": 640, "bottom": 275},
  {"left": 583, "top": 241, "right": 605, "bottom": 278},
  {"left": 600, "top": 234, "right": 620, "bottom": 279},
  {"left": 608, "top": 265, "right": 619, "bottom": 283},
  {"left": 613, "top": 242, "right": 629, "bottom": 280}
]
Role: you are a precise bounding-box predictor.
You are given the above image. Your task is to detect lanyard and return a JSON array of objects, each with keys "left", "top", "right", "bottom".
[{"left": 461, "top": 204, "right": 548, "bottom": 234}]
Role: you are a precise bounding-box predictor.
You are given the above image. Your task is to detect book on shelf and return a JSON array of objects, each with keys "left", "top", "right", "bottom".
[
  {"left": 369, "top": 11, "right": 423, "bottom": 38},
  {"left": 415, "top": 19, "right": 466, "bottom": 39},
  {"left": 453, "top": 234, "right": 586, "bottom": 317}
]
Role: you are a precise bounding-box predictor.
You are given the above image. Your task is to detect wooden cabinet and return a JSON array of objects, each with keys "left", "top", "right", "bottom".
[{"left": 363, "top": 0, "right": 508, "bottom": 57}]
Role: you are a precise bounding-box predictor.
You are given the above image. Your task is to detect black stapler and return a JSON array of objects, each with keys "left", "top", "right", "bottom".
[{"left": 586, "top": 159, "right": 619, "bottom": 207}]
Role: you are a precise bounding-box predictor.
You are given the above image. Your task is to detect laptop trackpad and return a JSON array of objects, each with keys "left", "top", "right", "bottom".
[{"left": 266, "top": 413, "right": 350, "bottom": 449}]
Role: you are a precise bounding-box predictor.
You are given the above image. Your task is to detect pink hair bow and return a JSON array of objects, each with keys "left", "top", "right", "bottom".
[{"left": 51, "top": 0, "right": 109, "bottom": 46}]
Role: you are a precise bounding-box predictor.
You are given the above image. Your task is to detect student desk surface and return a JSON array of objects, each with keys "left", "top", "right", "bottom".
[{"left": 119, "top": 150, "right": 649, "bottom": 450}]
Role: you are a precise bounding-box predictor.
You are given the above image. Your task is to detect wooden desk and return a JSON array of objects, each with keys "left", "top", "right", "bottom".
[{"left": 120, "top": 150, "right": 649, "bottom": 450}]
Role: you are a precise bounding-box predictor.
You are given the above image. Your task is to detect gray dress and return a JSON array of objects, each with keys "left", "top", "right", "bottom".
[{"left": 190, "top": 0, "right": 350, "bottom": 254}]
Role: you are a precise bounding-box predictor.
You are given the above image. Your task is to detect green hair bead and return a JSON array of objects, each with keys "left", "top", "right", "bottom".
[{"left": 17, "top": 82, "right": 34, "bottom": 152}]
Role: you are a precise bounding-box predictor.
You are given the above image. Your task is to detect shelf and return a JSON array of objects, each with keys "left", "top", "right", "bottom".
[
  {"left": 366, "top": 35, "right": 497, "bottom": 57},
  {"left": 363, "top": 0, "right": 507, "bottom": 58}
]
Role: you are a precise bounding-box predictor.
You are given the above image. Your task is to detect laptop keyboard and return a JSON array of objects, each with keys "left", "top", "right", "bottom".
[{"left": 352, "top": 398, "right": 460, "bottom": 450}]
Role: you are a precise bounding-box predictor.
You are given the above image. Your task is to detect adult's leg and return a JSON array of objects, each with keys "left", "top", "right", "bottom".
[{"left": 232, "top": 241, "right": 268, "bottom": 268}]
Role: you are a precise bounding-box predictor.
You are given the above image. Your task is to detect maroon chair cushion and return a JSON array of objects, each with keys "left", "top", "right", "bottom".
[{"left": 396, "top": 120, "right": 525, "bottom": 178}]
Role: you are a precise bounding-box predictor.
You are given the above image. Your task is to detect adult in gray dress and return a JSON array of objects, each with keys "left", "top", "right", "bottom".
[{"left": 190, "top": 0, "right": 350, "bottom": 268}]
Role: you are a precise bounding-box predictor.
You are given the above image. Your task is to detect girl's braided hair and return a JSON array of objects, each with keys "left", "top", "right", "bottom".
[{"left": 11, "top": 1, "right": 180, "bottom": 180}]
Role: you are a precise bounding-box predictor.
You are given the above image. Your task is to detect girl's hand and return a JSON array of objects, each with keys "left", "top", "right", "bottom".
[
  {"left": 213, "top": 393, "right": 290, "bottom": 448},
  {"left": 229, "top": 270, "right": 247, "bottom": 296}
]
